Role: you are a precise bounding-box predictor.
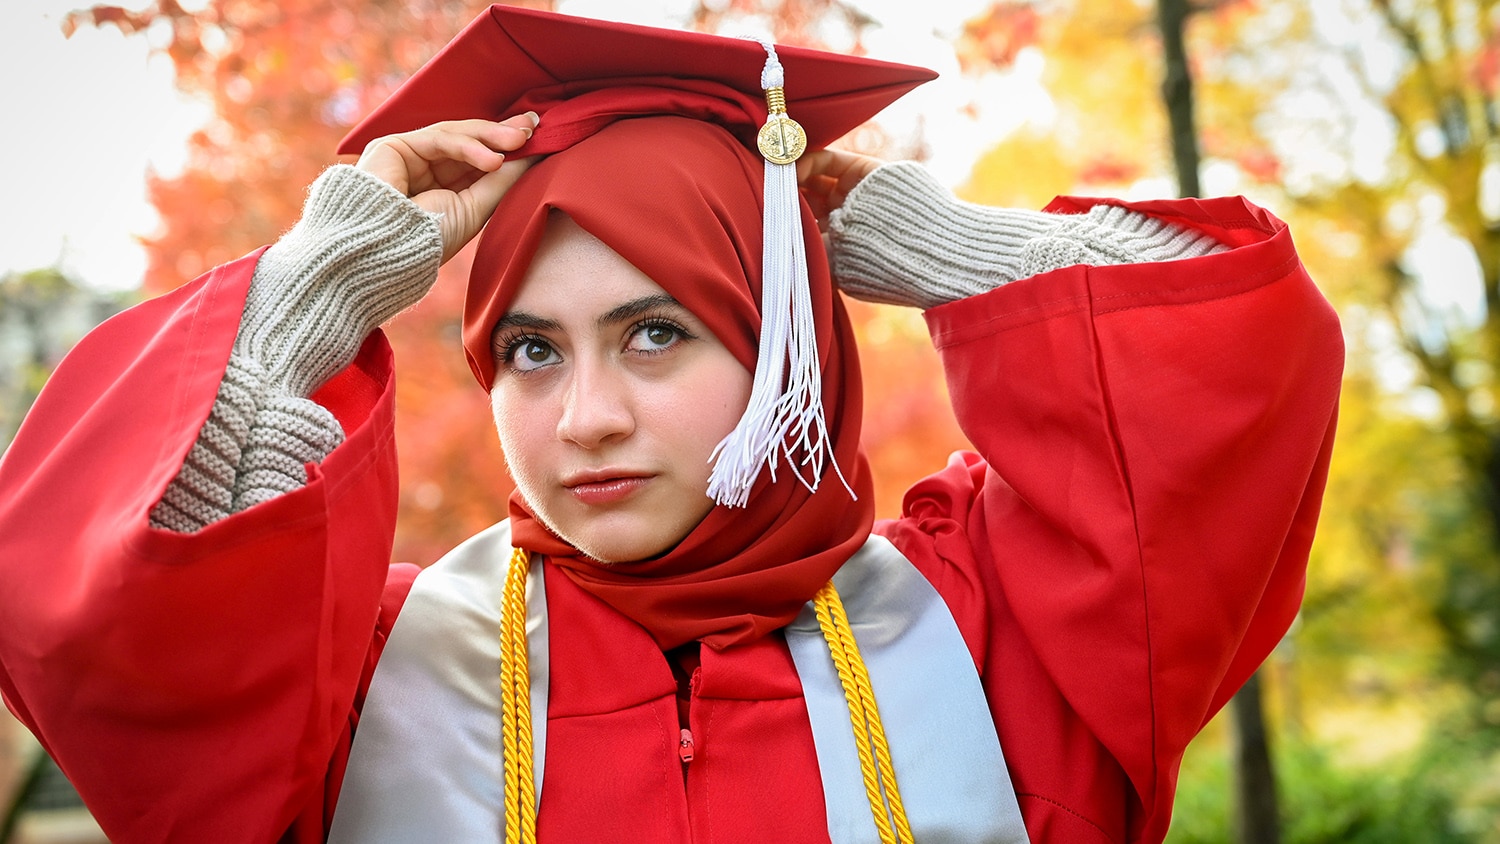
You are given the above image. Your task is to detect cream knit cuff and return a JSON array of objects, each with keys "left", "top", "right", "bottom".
[
  {"left": 827, "top": 161, "right": 1228, "bottom": 309},
  {"left": 151, "top": 165, "right": 440, "bottom": 532},
  {"left": 149, "top": 355, "right": 347, "bottom": 532},
  {"left": 238, "top": 164, "right": 443, "bottom": 396}
]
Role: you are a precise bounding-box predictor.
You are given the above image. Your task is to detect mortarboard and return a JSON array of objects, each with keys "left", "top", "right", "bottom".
[
  {"left": 337, "top": 6, "right": 936, "bottom": 160},
  {"left": 338, "top": 5, "right": 937, "bottom": 508}
]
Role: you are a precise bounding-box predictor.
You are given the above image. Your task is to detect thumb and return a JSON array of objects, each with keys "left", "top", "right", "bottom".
[{"left": 463, "top": 155, "right": 537, "bottom": 224}]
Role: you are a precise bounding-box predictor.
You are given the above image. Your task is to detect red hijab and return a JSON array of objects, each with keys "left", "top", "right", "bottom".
[{"left": 465, "top": 117, "right": 875, "bottom": 651}]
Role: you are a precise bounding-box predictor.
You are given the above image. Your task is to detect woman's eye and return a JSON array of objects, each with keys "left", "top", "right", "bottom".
[
  {"left": 627, "top": 322, "right": 685, "bottom": 353},
  {"left": 507, "top": 337, "right": 560, "bottom": 372}
]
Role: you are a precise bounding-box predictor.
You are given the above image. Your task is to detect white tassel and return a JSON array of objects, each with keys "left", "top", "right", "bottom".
[{"left": 707, "top": 38, "right": 854, "bottom": 508}]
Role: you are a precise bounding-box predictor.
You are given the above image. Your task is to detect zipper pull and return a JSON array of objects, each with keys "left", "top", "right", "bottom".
[{"left": 678, "top": 728, "right": 695, "bottom": 764}]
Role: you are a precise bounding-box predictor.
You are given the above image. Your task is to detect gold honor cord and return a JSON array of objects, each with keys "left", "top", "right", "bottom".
[
  {"left": 500, "top": 547, "right": 538, "bottom": 844},
  {"left": 498, "top": 551, "right": 911, "bottom": 844},
  {"left": 812, "top": 582, "right": 914, "bottom": 844}
]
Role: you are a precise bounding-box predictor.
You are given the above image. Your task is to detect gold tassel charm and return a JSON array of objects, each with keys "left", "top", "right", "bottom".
[{"left": 757, "top": 85, "right": 807, "bottom": 164}]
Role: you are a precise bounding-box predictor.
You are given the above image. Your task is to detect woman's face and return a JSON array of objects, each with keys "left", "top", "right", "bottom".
[{"left": 490, "top": 215, "right": 753, "bottom": 564}]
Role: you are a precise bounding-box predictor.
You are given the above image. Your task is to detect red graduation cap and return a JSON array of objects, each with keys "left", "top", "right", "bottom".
[{"left": 336, "top": 5, "right": 937, "bottom": 159}]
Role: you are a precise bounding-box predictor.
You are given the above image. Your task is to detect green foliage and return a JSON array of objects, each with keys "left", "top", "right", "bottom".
[
  {"left": 1168, "top": 733, "right": 1484, "bottom": 843},
  {"left": 1413, "top": 486, "right": 1500, "bottom": 732}
]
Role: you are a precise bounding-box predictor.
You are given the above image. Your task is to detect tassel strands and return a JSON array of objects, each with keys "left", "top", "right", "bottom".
[
  {"left": 499, "top": 547, "right": 537, "bottom": 844},
  {"left": 707, "top": 37, "right": 853, "bottom": 508}
]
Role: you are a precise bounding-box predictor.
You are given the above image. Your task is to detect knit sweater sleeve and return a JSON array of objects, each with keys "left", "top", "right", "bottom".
[
  {"left": 825, "top": 161, "right": 1228, "bottom": 308},
  {"left": 148, "top": 165, "right": 442, "bottom": 533}
]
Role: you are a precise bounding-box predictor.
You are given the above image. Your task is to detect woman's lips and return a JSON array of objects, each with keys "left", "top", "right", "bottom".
[{"left": 564, "top": 474, "right": 650, "bottom": 505}]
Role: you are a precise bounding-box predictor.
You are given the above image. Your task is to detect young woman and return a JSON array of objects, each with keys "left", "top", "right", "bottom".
[{"left": 0, "top": 7, "right": 1343, "bottom": 843}]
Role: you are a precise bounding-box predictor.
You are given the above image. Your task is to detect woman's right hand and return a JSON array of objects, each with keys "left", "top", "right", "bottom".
[
  {"left": 355, "top": 113, "right": 540, "bottom": 263},
  {"left": 796, "top": 148, "right": 884, "bottom": 232}
]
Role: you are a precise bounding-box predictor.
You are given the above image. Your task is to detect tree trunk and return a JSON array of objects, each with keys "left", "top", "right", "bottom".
[
  {"left": 1154, "top": 1, "right": 1282, "bottom": 841},
  {"left": 1156, "top": 0, "right": 1201, "bottom": 197},
  {"left": 0, "top": 749, "right": 47, "bottom": 844},
  {"left": 1230, "top": 672, "right": 1282, "bottom": 844}
]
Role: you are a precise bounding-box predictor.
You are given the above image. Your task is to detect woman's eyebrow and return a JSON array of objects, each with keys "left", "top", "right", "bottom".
[
  {"left": 492, "top": 311, "right": 562, "bottom": 334},
  {"left": 494, "top": 294, "right": 684, "bottom": 338},
  {"left": 596, "top": 294, "right": 683, "bottom": 328}
]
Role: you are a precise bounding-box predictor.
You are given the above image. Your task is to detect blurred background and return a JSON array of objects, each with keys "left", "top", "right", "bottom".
[{"left": 1, "top": 0, "right": 1496, "bottom": 841}]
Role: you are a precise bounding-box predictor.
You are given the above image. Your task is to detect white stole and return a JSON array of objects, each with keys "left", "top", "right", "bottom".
[{"left": 785, "top": 534, "right": 1028, "bottom": 844}]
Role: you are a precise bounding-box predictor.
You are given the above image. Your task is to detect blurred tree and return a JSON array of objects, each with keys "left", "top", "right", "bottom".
[
  {"left": 957, "top": 0, "right": 1499, "bottom": 831},
  {"left": 1194, "top": 0, "right": 1500, "bottom": 831},
  {"left": 1196, "top": 0, "right": 1500, "bottom": 741},
  {"left": 688, "top": 0, "right": 876, "bottom": 48},
  {"left": 1159, "top": 0, "right": 1281, "bottom": 839},
  {"left": 67, "top": 0, "right": 550, "bottom": 564},
  {"left": 64, "top": 0, "right": 554, "bottom": 295},
  {"left": 0, "top": 269, "right": 130, "bottom": 450},
  {"left": 960, "top": 0, "right": 1428, "bottom": 834},
  {"left": 956, "top": 0, "right": 1160, "bottom": 207}
]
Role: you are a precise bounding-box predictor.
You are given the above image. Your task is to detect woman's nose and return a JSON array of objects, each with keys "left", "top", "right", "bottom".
[{"left": 555, "top": 359, "right": 635, "bottom": 448}]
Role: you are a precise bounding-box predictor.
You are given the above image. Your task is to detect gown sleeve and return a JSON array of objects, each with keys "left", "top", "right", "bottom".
[
  {"left": 877, "top": 195, "right": 1343, "bottom": 843},
  {"left": 0, "top": 252, "right": 405, "bottom": 843}
]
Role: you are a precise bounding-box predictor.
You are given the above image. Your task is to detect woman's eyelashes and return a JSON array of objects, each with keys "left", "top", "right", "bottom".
[
  {"left": 495, "top": 315, "right": 699, "bottom": 374},
  {"left": 501, "top": 334, "right": 560, "bottom": 373},
  {"left": 625, "top": 318, "right": 696, "bottom": 354}
]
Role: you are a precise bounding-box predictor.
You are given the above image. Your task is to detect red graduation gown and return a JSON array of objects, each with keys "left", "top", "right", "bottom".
[{"left": 0, "top": 196, "right": 1342, "bottom": 843}]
